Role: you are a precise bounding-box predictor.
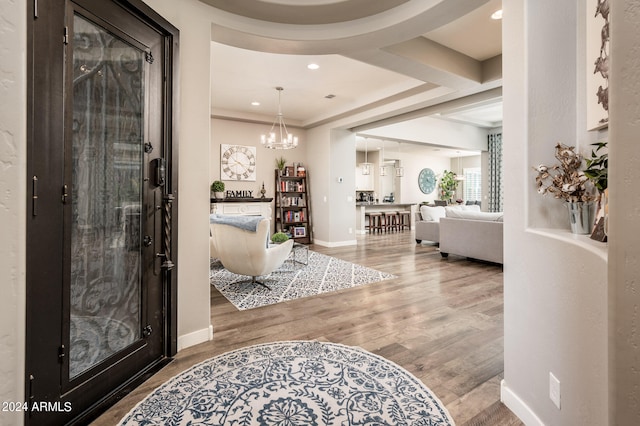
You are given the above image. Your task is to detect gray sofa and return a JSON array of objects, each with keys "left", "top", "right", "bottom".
[
  {"left": 415, "top": 205, "right": 503, "bottom": 264},
  {"left": 415, "top": 212, "right": 440, "bottom": 244},
  {"left": 438, "top": 217, "right": 503, "bottom": 264}
]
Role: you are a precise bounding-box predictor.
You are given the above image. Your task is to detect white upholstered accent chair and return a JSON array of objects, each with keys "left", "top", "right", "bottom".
[{"left": 210, "top": 217, "right": 293, "bottom": 289}]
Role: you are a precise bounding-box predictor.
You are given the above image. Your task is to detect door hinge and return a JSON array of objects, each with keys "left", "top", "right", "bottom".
[
  {"left": 28, "top": 374, "right": 34, "bottom": 403},
  {"left": 145, "top": 51, "right": 154, "bottom": 64},
  {"left": 63, "top": 26, "right": 69, "bottom": 45},
  {"left": 32, "top": 176, "right": 38, "bottom": 216},
  {"left": 34, "top": 0, "right": 38, "bottom": 19},
  {"left": 61, "top": 184, "right": 68, "bottom": 204},
  {"left": 58, "top": 345, "right": 65, "bottom": 362}
]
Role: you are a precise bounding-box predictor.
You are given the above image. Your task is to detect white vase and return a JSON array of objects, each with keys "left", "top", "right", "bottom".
[{"left": 567, "top": 201, "right": 595, "bottom": 234}]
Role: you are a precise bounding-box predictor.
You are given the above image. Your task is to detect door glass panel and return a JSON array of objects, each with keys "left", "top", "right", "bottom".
[{"left": 69, "top": 14, "right": 144, "bottom": 379}]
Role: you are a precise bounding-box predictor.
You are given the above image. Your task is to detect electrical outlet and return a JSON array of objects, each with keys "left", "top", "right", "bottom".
[
  {"left": 549, "top": 372, "right": 561, "bottom": 409},
  {"left": 348, "top": 227, "right": 353, "bottom": 234}
]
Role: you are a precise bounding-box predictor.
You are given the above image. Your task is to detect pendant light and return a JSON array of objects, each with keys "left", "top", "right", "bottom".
[
  {"left": 380, "top": 139, "right": 387, "bottom": 176},
  {"left": 362, "top": 138, "right": 372, "bottom": 175},
  {"left": 455, "top": 153, "right": 465, "bottom": 181},
  {"left": 395, "top": 141, "right": 404, "bottom": 177}
]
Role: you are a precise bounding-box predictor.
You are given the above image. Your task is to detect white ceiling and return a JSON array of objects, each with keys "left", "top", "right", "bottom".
[{"left": 208, "top": 0, "right": 503, "bottom": 155}]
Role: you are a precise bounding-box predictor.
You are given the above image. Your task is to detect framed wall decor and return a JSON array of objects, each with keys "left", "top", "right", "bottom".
[
  {"left": 293, "top": 226, "right": 306, "bottom": 238},
  {"left": 586, "top": 0, "right": 609, "bottom": 130},
  {"left": 221, "top": 144, "right": 257, "bottom": 181}
]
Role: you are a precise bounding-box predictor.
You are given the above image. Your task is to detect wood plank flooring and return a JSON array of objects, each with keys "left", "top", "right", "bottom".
[{"left": 92, "top": 230, "right": 523, "bottom": 425}]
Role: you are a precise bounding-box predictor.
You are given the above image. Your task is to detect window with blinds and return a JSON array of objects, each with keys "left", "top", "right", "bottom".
[{"left": 464, "top": 167, "right": 482, "bottom": 202}]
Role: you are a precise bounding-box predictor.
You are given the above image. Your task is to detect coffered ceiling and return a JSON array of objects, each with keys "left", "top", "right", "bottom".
[{"left": 207, "top": 0, "right": 503, "bottom": 153}]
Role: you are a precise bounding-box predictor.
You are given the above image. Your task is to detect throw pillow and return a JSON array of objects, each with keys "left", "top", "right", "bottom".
[{"left": 420, "top": 205, "right": 446, "bottom": 222}]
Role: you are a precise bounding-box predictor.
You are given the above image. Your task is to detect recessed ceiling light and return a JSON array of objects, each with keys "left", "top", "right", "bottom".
[
  {"left": 251, "top": 101, "right": 260, "bottom": 106},
  {"left": 491, "top": 9, "right": 503, "bottom": 20},
  {"left": 307, "top": 63, "right": 320, "bottom": 70}
]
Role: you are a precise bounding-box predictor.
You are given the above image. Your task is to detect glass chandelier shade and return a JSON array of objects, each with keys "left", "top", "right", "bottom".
[{"left": 261, "top": 87, "right": 298, "bottom": 149}]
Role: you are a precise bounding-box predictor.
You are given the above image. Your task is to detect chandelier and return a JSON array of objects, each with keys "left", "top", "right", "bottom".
[{"left": 261, "top": 87, "right": 298, "bottom": 149}]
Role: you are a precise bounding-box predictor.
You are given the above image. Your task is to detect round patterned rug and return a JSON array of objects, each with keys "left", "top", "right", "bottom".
[{"left": 119, "top": 341, "right": 455, "bottom": 425}]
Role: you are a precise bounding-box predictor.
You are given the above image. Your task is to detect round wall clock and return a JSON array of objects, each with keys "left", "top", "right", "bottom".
[
  {"left": 221, "top": 144, "right": 257, "bottom": 181},
  {"left": 418, "top": 168, "right": 436, "bottom": 194}
]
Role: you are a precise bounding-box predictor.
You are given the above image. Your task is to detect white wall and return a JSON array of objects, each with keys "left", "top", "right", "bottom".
[
  {"left": 502, "top": 1, "right": 609, "bottom": 424},
  {"left": 367, "top": 115, "right": 489, "bottom": 152},
  {"left": 0, "top": 0, "right": 26, "bottom": 424},
  {"left": 400, "top": 153, "right": 451, "bottom": 204},
  {"left": 329, "top": 129, "right": 357, "bottom": 244},
  {"left": 210, "top": 118, "right": 309, "bottom": 211},
  {"left": 305, "top": 126, "right": 332, "bottom": 243}
]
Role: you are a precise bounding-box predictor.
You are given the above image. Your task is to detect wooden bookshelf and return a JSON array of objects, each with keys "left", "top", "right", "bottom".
[{"left": 274, "top": 169, "right": 312, "bottom": 244}]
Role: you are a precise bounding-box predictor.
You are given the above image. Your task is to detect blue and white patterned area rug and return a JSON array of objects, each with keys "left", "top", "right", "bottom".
[
  {"left": 210, "top": 250, "right": 396, "bottom": 310},
  {"left": 118, "top": 341, "right": 455, "bottom": 425}
]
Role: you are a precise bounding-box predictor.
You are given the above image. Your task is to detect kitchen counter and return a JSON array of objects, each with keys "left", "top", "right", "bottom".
[{"left": 355, "top": 203, "right": 417, "bottom": 234}]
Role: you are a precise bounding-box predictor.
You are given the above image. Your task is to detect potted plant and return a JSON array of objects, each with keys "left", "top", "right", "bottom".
[
  {"left": 211, "top": 180, "right": 225, "bottom": 199},
  {"left": 439, "top": 170, "right": 459, "bottom": 203},
  {"left": 275, "top": 156, "right": 287, "bottom": 176},
  {"left": 533, "top": 142, "right": 597, "bottom": 234},
  {"left": 271, "top": 232, "right": 289, "bottom": 244},
  {"left": 583, "top": 141, "right": 607, "bottom": 193},
  {"left": 583, "top": 141, "right": 608, "bottom": 240}
]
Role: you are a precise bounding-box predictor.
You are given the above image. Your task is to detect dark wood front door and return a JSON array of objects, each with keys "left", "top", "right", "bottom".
[{"left": 26, "top": 1, "right": 178, "bottom": 424}]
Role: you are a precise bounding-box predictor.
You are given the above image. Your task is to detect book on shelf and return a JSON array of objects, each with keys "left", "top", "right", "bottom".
[
  {"left": 279, "top": 180, "right": 304, "bottom": 192},
  {"left": 282, "top": 196, "right": 305, "bottom": 207}
]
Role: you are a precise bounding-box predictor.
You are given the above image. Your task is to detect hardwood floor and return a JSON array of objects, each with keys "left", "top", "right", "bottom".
[{"left": 92, "top": 230, "right": 523, "bottom": 425}]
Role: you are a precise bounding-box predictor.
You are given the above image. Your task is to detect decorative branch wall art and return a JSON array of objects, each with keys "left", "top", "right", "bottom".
[{"left": 587, "top": 0, "right": 609, "bottom": 130}]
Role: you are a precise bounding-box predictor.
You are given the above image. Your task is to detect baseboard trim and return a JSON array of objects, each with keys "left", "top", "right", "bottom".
[
  {"left": 313, "top": 238, "right": 357, "bottom": 247},
  {"left": 177, "top": 325, "right": 212, "bottom": 351},
  {"left": 501, "top": 379, "right": 545, "bottom": 426}
]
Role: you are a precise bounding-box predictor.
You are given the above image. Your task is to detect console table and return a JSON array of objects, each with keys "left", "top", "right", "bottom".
[{"left": 210, "top": 198, "right": 273, "bottom": 218}]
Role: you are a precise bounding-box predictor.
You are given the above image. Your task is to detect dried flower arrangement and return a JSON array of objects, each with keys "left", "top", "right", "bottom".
[{"left": 533, "top": 143, "right": 596, "bottom": 203}]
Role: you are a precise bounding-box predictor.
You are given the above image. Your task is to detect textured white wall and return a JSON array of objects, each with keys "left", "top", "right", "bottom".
[
  {"left": 0, "top": 0, "right": 26, "bottom": 424},
  {"left": 609, "top": 1, "right": 640, "bottom": 423},
  {"left": 502, "top": 1, "right": 608, "bottom": 424}
]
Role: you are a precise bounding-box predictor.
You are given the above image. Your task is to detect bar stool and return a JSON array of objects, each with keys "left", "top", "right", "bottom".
[
  {"left": 366, "top": 212, "right": 383, "bottom": 234},
  {"left": 384, "top": 211, "right": 398, "bottom": 233},
  {"left": 398, "top": 211, "right": 411, "bottom": 231}
]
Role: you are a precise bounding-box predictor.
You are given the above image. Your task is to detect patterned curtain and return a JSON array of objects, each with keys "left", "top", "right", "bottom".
[{"left": 488, "top": 133, "right": 503, "bottom": 212}]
